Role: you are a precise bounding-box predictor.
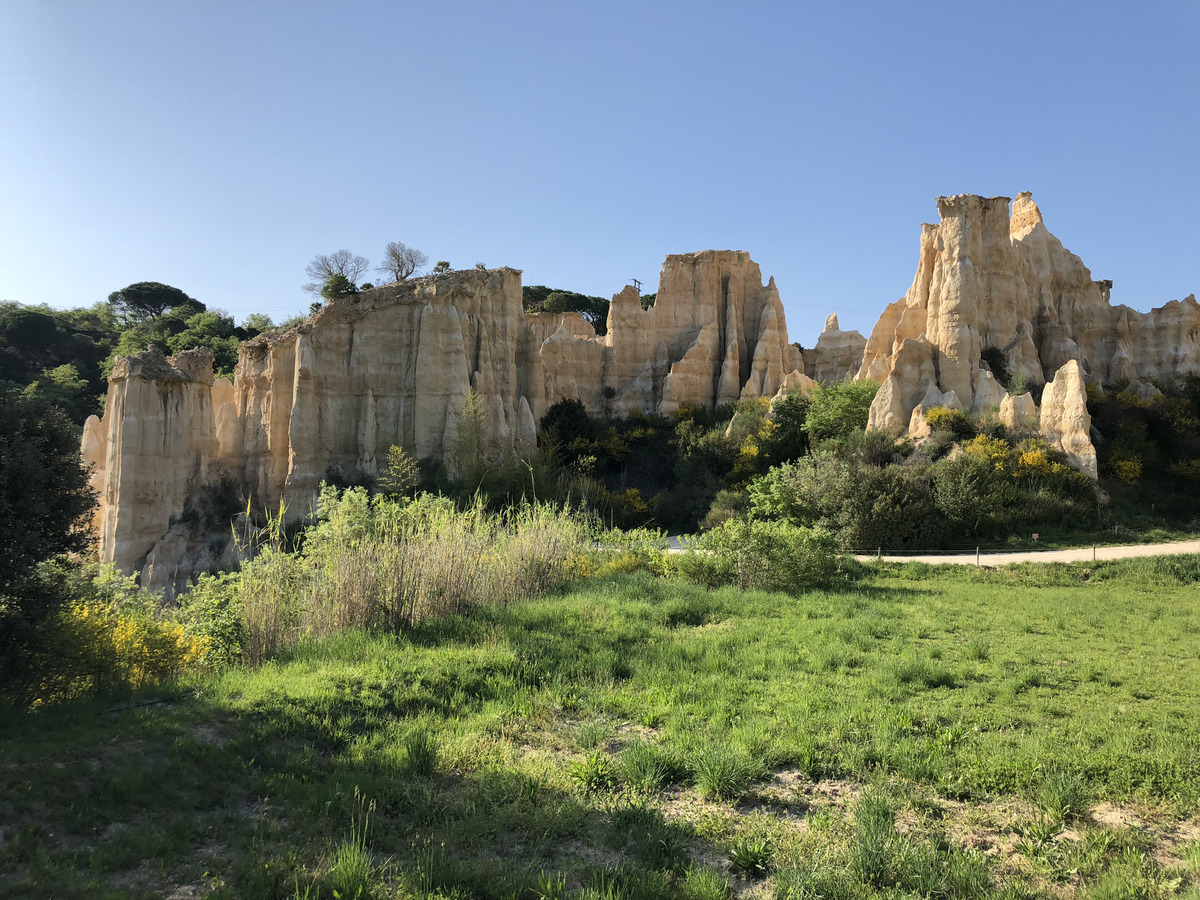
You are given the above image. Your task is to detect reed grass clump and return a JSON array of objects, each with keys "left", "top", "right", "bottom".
[{"left": 192, "top": 486, "right": 590, "bottom": 665}]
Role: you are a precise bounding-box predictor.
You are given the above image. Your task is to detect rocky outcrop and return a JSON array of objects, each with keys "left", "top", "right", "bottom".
[
  {"left": 85, "top": 195, "right": 1198, "bottom": 578},
  {"left": 88, "top": 253, "right": 807, "bottom": 576},
  {"left": 88, "top": 347, "right": 220, "bottom": 572},
  {"left": 594, "top": 251, "right": 805, "bottom": 415},
  {"left": 1040, "top": 360, "right": 1097, "bottom": 478},
  {"left": 998, "top": 392, "right": 1039, "bottom": 432},
  {"left": 862, "top": 192, "right": 1200, "bottom": 452},
  {"left": 806, "top": 314, "right": 866, "bottom": 383}
]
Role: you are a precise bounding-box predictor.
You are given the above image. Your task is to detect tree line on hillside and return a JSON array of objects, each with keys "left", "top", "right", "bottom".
[{"left": 0, "top": 284, "right": 280, "bottom": 425}]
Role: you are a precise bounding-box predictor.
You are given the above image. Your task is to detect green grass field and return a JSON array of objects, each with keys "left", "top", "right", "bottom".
[{"left": 3, "top": 557, "right": 1199, "bottom": 899}]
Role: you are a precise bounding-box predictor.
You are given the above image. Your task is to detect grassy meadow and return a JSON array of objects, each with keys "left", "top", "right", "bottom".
[{"left": 3, "top": 554, "right": 1200, "bottom": 899}]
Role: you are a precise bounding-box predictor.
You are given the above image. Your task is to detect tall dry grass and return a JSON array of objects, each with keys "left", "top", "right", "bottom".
[{"left": 232, "top": 488, "right": 588, "bottom": 665}]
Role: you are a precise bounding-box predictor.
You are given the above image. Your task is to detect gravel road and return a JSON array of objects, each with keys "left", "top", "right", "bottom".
[{"left": 855, "top": 540, "right": 1200, "bottom": 566}]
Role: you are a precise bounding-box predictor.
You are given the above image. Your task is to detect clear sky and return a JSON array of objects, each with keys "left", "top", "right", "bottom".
[{"left": 1, "top": 1, "right": 1196, "bottom": 345}]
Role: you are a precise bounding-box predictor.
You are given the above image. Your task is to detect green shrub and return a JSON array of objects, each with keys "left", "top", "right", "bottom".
[
  {"left": 802, "top": 379, "right": 880, "bottom": 445},
  {"left": 674, "top": 518, "right": 839, "bottom": 593},
  {"left": 175, "top": 571, "right": 245, "bottom": 668},
  {"left": 925, "top": 406, "right": 977, "bottom": 441},
  {"left": 751, "top": 426, "right": 1102, "bottom": 551},
  {"left": 750, "top": 456, "right": 951, "bottom": 552},
  {"left": 701, "top": 488, "right": 748, "bottom": 531},
  {"left": 21, "top": 565, "right": 211, "bottom": 707},
  {"left": 581, "top": 527, "right": 669, "bottom": 577}
]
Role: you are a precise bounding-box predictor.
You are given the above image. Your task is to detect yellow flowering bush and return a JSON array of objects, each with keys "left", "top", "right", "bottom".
[
  {"left": 1169, "top": 459, "right": 1200, "bottom": 483},
  {"left": 1015, "top": 445, "right": 1054, "bottom": 478},
  {"left": 963, "top": 435, "right": 1011, "bottom": 473},
  {"left": 29, "top": 567, "right": 212, "bottom": 708}
]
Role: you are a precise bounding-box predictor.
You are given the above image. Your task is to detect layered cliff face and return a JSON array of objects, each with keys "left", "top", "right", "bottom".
[
  {"left": 541, "top": 250, "right": 806, "bottom": 415},
  {"left": 861, "top": 192, "right": 1200, "bottom": 440},
  {"left": 88, "top": 254, "right": 807, "bottom": 575},
  {"left": 230, "top": 267, "right": 531, "bottom": 514},
  {"left": 82, "top": 347, "right": 222, "bottom": 573}
]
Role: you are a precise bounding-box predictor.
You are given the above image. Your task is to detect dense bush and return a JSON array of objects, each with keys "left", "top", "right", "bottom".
[
  {"left": 0, "top": 388, "right": 96, "bottom": 695},
  {"left": 19, "top": 566, "right": 210, "bottom": 707},
  {"left": 924, "top": 406, "right": 976, "bottom": 441},
  {"left": 749, "top": 432, "right": 1101, "bottom": 552},
  {"left": 802, "top": 379, "right": 880, "bottom": 445},
  {"left": 673, "top": 518, "right": 840, "bottom": 592},
  {"left": 1088, "top": 379, "right": 1200, "bottom": 518}
]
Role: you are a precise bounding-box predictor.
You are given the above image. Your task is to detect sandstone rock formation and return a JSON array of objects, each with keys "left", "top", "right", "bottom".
[
  {"left": 805, "top": 314, "right": 867, "bottom": 383},
  {"left": 87, "top": 253, "right": 809, "bottom": 577},
  {"left": 85, "top": 347, "right": 220, "bottom": 572},
  {"left": 1039, "top": 360, "right": 1098, "bottom": 479},
  {"left": 998, "top": 392, "right": 1039, "bottom": 432},
  {"left": 597, "top": 251, "right": 804, "bottom": 415},
  {"left": 860, "top": 193, "right": 1200, "bottom": 463}
]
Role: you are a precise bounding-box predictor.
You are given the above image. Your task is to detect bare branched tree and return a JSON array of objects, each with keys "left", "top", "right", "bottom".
[
  {"left": 303, "top": 250, "right": 370, "bottom": 295},
  {"left": 377, "top": 242, "right": 429, "bottom": 284}
]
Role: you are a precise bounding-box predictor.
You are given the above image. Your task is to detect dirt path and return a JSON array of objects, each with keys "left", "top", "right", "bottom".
[{"left": 854, "top": 539, "right": 1200, "bottom": 566}]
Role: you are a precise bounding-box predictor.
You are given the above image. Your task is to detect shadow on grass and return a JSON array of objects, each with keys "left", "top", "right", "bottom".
[{"left": 0, "top": 658, "right": 708, "bottom": 900}]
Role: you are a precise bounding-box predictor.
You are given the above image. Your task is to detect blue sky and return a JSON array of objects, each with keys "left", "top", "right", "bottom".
[{"left": 1, "top": 1, "right": 1196, "bottom": 345}]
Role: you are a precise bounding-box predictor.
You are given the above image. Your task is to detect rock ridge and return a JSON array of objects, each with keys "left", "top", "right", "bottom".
[{"left": 84, "top": 197, "right": 1198, "bottom": 582}]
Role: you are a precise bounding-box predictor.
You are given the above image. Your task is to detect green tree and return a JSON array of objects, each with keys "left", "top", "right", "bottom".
[
  {"left": 241, "top": 313, "right": 274, "bottom": 335},
  {"left": 26, "top": 365, "right": 93, "bottom": 423},
  {"left": 802, "top": 379, "right": 880, "bottom": 444},
  {"left": 0, "top": 387, "right": 96, "bottom": 692},
  {"left": 757, "top": 391, "right": 811, "bottom": 466},
  {"left": 166, "top": 311, "right": 241, "bottom": 375},
  {"left": 379, "top": 445, "right": 420, "bottom": 498},
  {"left": 450, "top": 387, "right": 489, "bottom": 484},
  {"left": 320, "top": 273, "right": 358, "bottom": 302},
  {"left": 522, "top": 285, "right": 611, "bottom": 335},
  {"left": 539, "top": 398, "right": 596, "bottom": 467},
  {"left": 0, "top": 303, "right": 113, "bottom": 422},
  {"left": 107, "top": 282, "right": 202, "bottom": 327},
  {"left": 431, "top": 261, "right": 451, "bottom": 275}
]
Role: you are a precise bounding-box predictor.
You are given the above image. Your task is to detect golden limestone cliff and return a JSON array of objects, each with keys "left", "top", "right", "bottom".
[{"left": 84, "top": 252, "right": 807, "bottom": 580}]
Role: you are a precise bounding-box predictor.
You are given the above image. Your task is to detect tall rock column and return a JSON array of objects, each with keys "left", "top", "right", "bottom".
[
  {"left": 92, "top": 347, "right": 220, "bottom": 572},
  {"left": 1039, "top": 360, "right": 1098, "bottom": 479}
]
